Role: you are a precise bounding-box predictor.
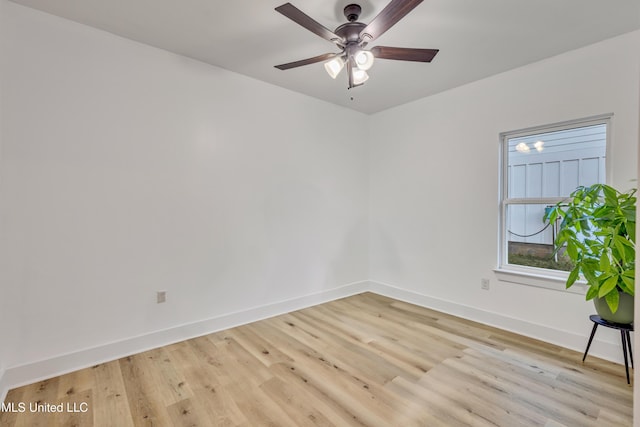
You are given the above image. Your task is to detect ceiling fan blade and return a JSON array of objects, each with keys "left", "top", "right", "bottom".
[
  {"left": 359, "top": 0, "right": 423, "bottom": 42},
  {"left": 371, "top": 46, "right": 438, "bottom": 62},
  {"left": 275, "top": 53, "right": 341, "bottom": 70},
  {"left": 275, "top": 3, "right": 343, "bottom": 44}
]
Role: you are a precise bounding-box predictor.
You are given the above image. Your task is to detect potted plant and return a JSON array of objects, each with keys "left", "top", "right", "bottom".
[{"left": 546, "top": 184, "right": 636, "bottom": 323}]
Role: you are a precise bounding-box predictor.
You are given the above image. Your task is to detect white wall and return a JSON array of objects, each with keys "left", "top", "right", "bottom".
[
  {"left": 0, "top": 1, "right": 368, "bottom": 377},
  {"left": 369, "top": 30, "right": 640, "bottom": 360},
  {"left": 0, "top": 0, "right": 7, "bottom": 391}
]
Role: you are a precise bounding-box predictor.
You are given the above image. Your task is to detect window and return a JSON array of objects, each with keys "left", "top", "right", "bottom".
[{"left": 499, "top": 115, "right": 609, "bottom": 279}]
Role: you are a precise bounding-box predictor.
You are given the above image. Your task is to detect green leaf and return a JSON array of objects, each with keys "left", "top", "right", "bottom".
[
  {"left": 598, "top": 275, "right": 619, "bottom": 298},
  {"left": 622, "top": 207, "right": 636, "bottom": 223},
  {"left": 625, "top": 221, "right": 636, "bottom": 242},
  {"left": 619, "top": 276, "right": 634, "bottom": 295},
  {"left": 605, "top": 289, "right": 620, "bottom": 313},
  {"left": 582, "top": 268, "right": 599, "bottom": 285},
  {"left": 544, "top": 207, "right": 557, "bottom": 222},
  {"left": 621, "top": 270, "right": 635, "bottom": 295},
  {"left": 585, "top": 285, "right": 599, "bottom": 301},
  {"left": 602, "top": 185, "right": 619, "bottom": 207},
  {"left": 566, "top": 240, "right": 578, "bottom": 260},
  {"left": 599, "top": 252, "right": 609, "bottom": 271},
  {"left": 613, "top": 236, "right": 628, "bottom": 265},
  {"left": 566, "top": 267, "right": 579, "bottom": 288},
  {"left": 614, "top": 235, "right": 634, "bottom": 248}
]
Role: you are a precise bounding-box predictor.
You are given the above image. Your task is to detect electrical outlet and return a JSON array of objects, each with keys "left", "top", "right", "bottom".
[
  {"left": 481, "top": 278, "right": 490, "bottom": 290},
  {"left": 157, "top": 291, "right": 167, "bottom": 303}
]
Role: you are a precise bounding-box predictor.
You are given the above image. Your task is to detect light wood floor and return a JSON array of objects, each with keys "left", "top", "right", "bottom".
[{"left": 1, "top": 292, "right": 633, "bottom": 426}]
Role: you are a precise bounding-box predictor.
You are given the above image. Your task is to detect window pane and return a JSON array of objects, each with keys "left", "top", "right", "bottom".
[
  {"left": 501, "top": 118, "right": 608, "bottom": 274},
  {"left": 507, "top": 124, "right": 606, "bottom": 198},
  {"left": 505, "top": 203, "right": 573, "bottom": 271}
]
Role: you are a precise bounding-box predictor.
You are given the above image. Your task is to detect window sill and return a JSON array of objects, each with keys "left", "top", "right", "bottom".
[{"left": 494, "top": 268, "right": 587, "bottom": 295}]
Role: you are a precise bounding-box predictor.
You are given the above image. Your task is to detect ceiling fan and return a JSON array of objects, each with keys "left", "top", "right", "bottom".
[{"left": 274, "top": 0, "right": 439, "bottom": 89}]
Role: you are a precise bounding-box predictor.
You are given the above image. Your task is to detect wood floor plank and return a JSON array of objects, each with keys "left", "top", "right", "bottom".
[
  {"left": 56, "top": 367, "right": 94, "bottom": 401},
  {"left": 418, "top": 366, "right": 535, "bottom": 427},
  {"left": 171, "top": 341, "right": 247, "bottom": 425},
  {"left": 259, "top": 376, "right": 335, "bottom": 427},
  {"left": 165, "top": 397, "right": 210, "bottom": 427},
  {"left": 266, "top": 362, "right": 369, "bottom": 427},
  {"left": 56, "top": 389, "right": 93, "bottom": 427},
  {"left": 388, "top": 375, "right": 499, "bottom": 427},
  {"left": 1, "top": 292, "right": 634, "bottom": 426},
  {"left": 15, "top": 378, "right": 61, "bottom": 427},
  {"left": 119, "top": 354, "right": 166, "bottom": 426},
  {"left": 1, "top": 387, "right": 25, "bottom": 427},
  {"left": 91, "top": 362, "right": 135, "bottom": 427},
  {"left": 289, "top": 309, "right": 426, "bottom": 382},
  {"left": 141, "top": 347, "right": 192, "bottom": 407},
  {"left": 423, "top": 358, "right": 548, "bottom": 426},
  {"left": 441, "top": 354, "right": 600, "bottom": 426}
]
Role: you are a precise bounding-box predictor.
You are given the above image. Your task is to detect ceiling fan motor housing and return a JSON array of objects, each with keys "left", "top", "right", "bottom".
[{"left": 335, "top": 21, "right": 366, "bottom": 43}]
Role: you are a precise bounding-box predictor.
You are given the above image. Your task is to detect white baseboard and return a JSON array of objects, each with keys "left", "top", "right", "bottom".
[
  {"left": 368, "top": 280, "right": 625, "bottom": 364},
  {"left": 0, "top": 368, "right": 7, "bottom": 404},
  {"left": 1, "top": 280, "right": 371, "bottom": 400},
  {"left": 1, "top": 278, "right": 624, "bottom": 402}
]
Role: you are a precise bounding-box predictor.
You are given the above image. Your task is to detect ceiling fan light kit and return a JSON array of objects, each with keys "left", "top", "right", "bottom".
[{"left": 274, "top": 0, "right": 439, "bottom": 89}]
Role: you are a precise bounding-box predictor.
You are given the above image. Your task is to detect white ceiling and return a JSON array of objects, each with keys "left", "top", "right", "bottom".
[{"left": 9, "top": 0, "right": 640, "bottom": 114}]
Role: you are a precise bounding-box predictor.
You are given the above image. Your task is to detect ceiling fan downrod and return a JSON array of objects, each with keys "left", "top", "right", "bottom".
[{"left": 343, "top": 4, "right": 362, "bottom": 22}]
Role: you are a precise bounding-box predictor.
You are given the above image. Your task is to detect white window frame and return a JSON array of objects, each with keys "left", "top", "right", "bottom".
[{"left": 495, "top": 114, "right": 612, "bottom": 292}]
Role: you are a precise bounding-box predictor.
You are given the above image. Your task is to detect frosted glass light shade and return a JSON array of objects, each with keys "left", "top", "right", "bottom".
[
  {"left": 352, "top": 69, "right": 369, "bottom": 85},
  {"left": 354, "top": 50, "right": 374, "bottom": 71},
  {"left": 324, "top": 57, "right": 345, "bottom": 79}
]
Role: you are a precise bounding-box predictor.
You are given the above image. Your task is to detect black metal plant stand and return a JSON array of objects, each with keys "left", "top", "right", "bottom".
[{"left": 582, "top": 314, "right": 634, "bottom": 384}]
